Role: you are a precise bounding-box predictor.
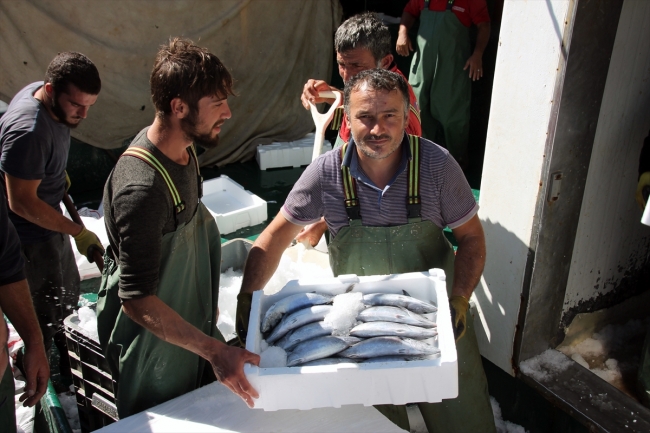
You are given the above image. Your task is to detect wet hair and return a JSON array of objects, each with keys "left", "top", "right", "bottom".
[
  {"left": 344, "top": 68, "right": 409, "bottom": 118},
  {"left": 45, "top": 52, "right": 101, "bottom": 96},
  {"left": 150, "top": 37, "right": 234, "bottom": 116},
  {"left": 334, "top": 12, "right": 391, "bottom": 64}
]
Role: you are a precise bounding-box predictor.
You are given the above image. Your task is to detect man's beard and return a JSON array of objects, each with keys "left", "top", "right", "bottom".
[
  {"left": 181, "top": 109, "right": 222, "bottom": 150},
  {"left": 50, "top": 94, "right": 81, "bottom": 129}
]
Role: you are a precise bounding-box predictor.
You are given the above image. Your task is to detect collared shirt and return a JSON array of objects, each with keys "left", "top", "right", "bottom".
[{"left": 281, "top": 134, "right": 478, "bottom": 238}]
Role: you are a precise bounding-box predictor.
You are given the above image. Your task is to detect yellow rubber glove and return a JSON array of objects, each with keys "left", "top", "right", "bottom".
[
  {"left": 449, "top": 295, "right": 469, "bottom": 342},
  {"left": 64, "top": 171, "right": 71, "bottom": 192},
  {"left": 636, "top": 172, "right": 650, "bottom": 210},
  {"left": 236, "top": 292, "right": 253, "bottom": 347},
  {"left": 73, "top": 227, "right": 104, "bottom": 262}
]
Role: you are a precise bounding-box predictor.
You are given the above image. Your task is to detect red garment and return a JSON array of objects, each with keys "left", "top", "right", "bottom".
[
  {"left": 338, "top": 65, "right": 422, "bottom": 144},
  {"left": 403, "top": 0, "right": 490, "bottom": 27}
]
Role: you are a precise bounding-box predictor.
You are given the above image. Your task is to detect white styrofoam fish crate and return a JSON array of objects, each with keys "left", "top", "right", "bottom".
[
  {"left": 244, "top": 269, "right": 457, "bottom": 411},
  {"left": 256, "top": 133, "right": 332, "bottom": 170},
  {"left": 202, "top": 176, "right": 267, "bottom": 235}
]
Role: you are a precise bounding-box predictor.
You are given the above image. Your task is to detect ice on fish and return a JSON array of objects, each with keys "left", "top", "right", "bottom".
[
  {"left": 260, "top": 345, "right": 288, "bottom": 368},
  {"left": 261, "top": 292, "right": 333, "bottom": 332},
  {"left": 266, "top": 305, "right": 332, "bottom": 344},
  {"left": 357, "top": 306, "right": 436, "bottom": 328},
  {"left": 323, "top": 291, "right": 366, "bottom": 336},
  {"left": 350, "top": 321, "right": 438, "bottom": 340},
  {"left": 275, "top": 321, "right": 333, "bottom": 351},
  {"left": 286, "top": 336, "right": 351, "bottom": 367},
  {"left": 338, "top": 336, "right": 440, "bottom": 359},
  {"left": 363, "top": 293, "right": 437, "bottom": 314}
]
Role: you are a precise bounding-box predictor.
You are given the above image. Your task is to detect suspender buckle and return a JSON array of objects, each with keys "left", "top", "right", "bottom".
[
  {"left": 175, "top": 201, "right": 186, "bottom": 214},
  {"left": 407, "top": 203, "right": 422, "bottom": 219},
  {"left": 346, "top": 205, "right": 362, "bottom": 220}
]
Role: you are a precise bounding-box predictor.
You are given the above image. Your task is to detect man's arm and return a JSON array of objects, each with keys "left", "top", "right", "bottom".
[
  {"left": 463, "top": 22, "right": 491, "bottom": 81},
  {"left": 0, "top": 279, "right": 49, "bottom": 407},
  {"left": 396, "top": 11, "right": 417, "bottom": 56},
  {"left": 450, "top": 214, "right": 486, "bottom": 298},
  {"left": 121, "top": 295, "right": 260, "bottom": 407},
  {"left": 236, "top": 214, "right": 303, "bottom": 342},
  {"left": 241, "top": 214, "right": 304, "bottom": 295},
  {"left": 5, "top": 174, "right": 82, "bottom": 236}
]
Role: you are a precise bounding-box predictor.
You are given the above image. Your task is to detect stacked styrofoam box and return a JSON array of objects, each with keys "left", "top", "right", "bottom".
[
  {"left": 244, "top": 269, "right": 458, "bottom": 411},
  {"left": 202, "top": 176, "right": 267, "bottom": 235},
  {"left": 256, "top": 133, "right": 332, "bottom": 170}
]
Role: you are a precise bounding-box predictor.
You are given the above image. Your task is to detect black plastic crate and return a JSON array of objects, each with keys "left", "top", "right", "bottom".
[{"left": 64, "top": 313, "right": 119, "bottom": 432}]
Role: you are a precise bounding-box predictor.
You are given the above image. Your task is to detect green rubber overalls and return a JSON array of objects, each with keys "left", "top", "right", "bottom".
[
  {"left": 409, "top": 0, "right": 471, "bottom": 166},
  {"left": 96, "top": 146, "right": 223, "bottom": 418},
  {"left": 328, "top": 137, "right": 495, "bottom": 433}
]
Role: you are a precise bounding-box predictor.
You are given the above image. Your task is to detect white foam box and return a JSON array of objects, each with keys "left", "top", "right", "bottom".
[
  {"left": 256, "top": 133, "right": 332, "bottom": 170},
  {"left": 244, "top": 269, "right": 458, "bottom": 411},
  {"left": 202, "top": 175, "right": 267, "bottom": 235}
]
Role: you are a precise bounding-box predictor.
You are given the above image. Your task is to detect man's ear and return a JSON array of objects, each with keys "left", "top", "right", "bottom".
[
  {"left": 380, "top": 54, "right": 394, "bottom": 70},
  {"left": 43, "top": 82, "right": 54, "bottom": 99},
  {"left": 170, "top": 98, "right": 189, "bottom": 119}
]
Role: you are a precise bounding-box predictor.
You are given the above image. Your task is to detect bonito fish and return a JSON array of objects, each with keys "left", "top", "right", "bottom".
[
  {"left": 266, "top": 305, "right": 332, "bottom": 344},
  {"left": 261, "top": 292, "right": 333, "bottom": 332},
  {"left": 338, "top": 336, "right": 440, "bottom": 359},
  {"left": 350, "top": 321, "right": 438, "bottom": 340},
  {"left": 357, "top": 306, "right": 436, "bottom": 328},
  {"left": 286, "top": 336, "right": 353, "bottom": 367},
  {"left": 301, "top": 357, "right": 359, "bottom": 366},
  {"left": 362, "top": 293, "right": 437, "bottom": 314},
  {"left": 275, "top": 321, "right": 334, "bottom": 351}
]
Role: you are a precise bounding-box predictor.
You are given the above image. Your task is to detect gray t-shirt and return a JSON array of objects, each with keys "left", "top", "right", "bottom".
[
  {"left": 0, "top": 82, "right": 70, "bottom": 243},
  {"left": 103, "top": 127, "right": 199, "bottom": 299}
]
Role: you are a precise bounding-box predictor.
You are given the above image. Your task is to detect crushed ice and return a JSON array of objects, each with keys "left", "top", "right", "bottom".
[
  {"left": 324, "top": 292, "right": 365, "bottom": 336},
  {"left": 519, "top": 349, "right": 573, "bottom": 382}
]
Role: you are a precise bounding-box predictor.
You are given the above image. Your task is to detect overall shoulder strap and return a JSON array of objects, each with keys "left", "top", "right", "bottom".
[
  {"left": 407, "top": 135, "right": 422, "bottom": 219},
  {"left": 121, "top": 147, "right": 186, "bottom": 215},
  {"left": 446, "top": 0, "right": 455, "bottom": 10},
  {"left": 330, "top": 107, "right": 345, "bottom": 131},
  {"left": 340, "top": 142, "right": 361, "bottom": 220}
]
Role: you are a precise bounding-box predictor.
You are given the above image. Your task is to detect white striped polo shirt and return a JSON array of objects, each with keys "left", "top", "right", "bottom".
[{"left": 281, "top": 134, "right": 478, "bottom": 238}]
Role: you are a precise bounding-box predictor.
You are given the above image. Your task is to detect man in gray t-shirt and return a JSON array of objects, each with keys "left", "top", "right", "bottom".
[{"left": 0, "top": 52, "right": 103, "bottom": 378}]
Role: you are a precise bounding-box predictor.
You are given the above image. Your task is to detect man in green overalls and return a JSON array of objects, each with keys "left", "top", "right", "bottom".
[
  {"left": 97, "top": 38, "right": 260, "bottom": 418},
  {"left": 237, "top": 68, "right": 496, "bottom": 432},
  {"left": 397, "top": 0, "right": 490, "bottom": 168}
]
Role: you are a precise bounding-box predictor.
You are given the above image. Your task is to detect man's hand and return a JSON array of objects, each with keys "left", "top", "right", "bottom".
[
  {"left": 396, "top": 31, "right": 413, "bottom": 57},
  {"left": 208, "top": 342, "right": 260, "bottom": 407},
  {"left": 301, "top": 80, "right": 338, "bottom": 110},
  {"left": 294, "top": 219, "right": 327, "bottom": 247},
  {"left": 449, "top": 295, "right": 469, "bottom": 342},
  {"left": 236, "top": 292, "right": 253, "bottom": 345},
  {"left": 463, "top": 52, "right": 484, "bottom": 81},
  {"left": 18, "top": 343, "right": 49, "bottom": 407},
  {"left": 73, "top": 227, "right": 104, "bottom": 262},
  {"left": 636, "top": 172, "right": 650, "bottom": 210}
]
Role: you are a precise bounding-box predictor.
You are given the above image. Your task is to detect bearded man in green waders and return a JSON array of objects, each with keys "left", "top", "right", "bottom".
[
  {"left": 236, "top": 68, "right": 496, "bottom": 433},
  {"left": 97, "top": 38, "right": 260, "bottom": 418}
]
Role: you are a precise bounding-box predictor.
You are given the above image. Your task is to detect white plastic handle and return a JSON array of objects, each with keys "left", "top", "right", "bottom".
[{"left": 309, "top": 91, "right": 342, "bottom": 162}]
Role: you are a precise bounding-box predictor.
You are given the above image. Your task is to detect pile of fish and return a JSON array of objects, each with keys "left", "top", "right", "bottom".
[{"left": 261, "top": 291, "right": 440, "bottom": 367}]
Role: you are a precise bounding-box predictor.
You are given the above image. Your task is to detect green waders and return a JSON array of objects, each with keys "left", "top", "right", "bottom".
[
  {"left": 328, "top": 138, "right": 495, "bottom": 433},
  {"left": 409, "top": 0, "right": 471, "bottom": 166},
  {"left": 96, "top": 146, "right": 223, "bottom": 418}
]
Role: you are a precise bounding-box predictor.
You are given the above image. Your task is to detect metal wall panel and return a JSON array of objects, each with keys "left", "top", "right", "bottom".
[{"left": 562, "top": 0, "right": 650, "bottom": 327}]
